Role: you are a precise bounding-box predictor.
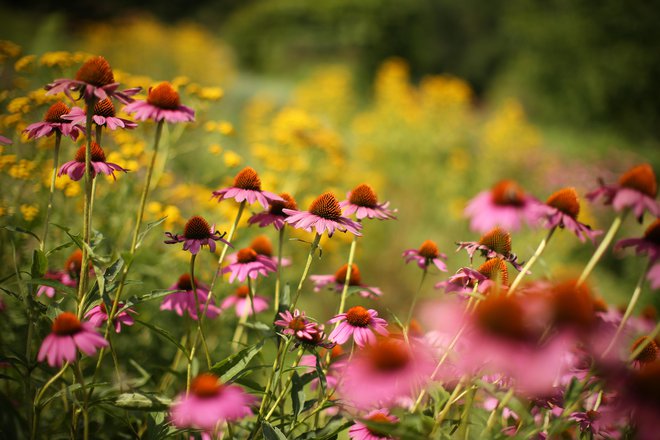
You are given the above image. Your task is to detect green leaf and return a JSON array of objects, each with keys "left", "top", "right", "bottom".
[
  {"left": 210, "top": 340, "right": 265, "bottom": 382},
  {"left": 2, "top": 225, "right": 40, "bottom": 242},
  {"left": 291, "top": 372, "right": 305, "bottom": 424},
  {"left": 295, "top": 417, "right": 352, "bottom": 440},
  {"left": 118, "top": 289, "right": 176, "bottom": 314},
  {"left": 40, "top": 383, "right": 83, "bottom": 408},
  {"left": 136, "top": 216, "right": 168, "bottom": 250},
  {"left": 115, "top": 393, "right": 171, "bottom": 411},
  {"left": 45, "top": 241, "right": 74, "bottom": 257},
  {"left": 31, "top": 249, "right": 48, "bottom": 279},
  {"left": 51, "top": 223, "right": 83, "bottom": 250},
  {"left": 241, "top": 321, "right": 272, "bottom": 332},
  {"left": 262, "top": 421, "right": 287, "bottom": 440},
  {"left": 24, "top": 278, "right": 76, "bottom": 297},
  {"left": 136, "top": 319, "right": 188, "bottom": 357},
  {"left": 313, "top": 353, "right": 327, "bottom": 394}
]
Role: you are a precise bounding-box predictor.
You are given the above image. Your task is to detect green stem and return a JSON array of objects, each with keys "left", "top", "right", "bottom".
[
  {"left": 265, "top": 348, "right": 304, "bottom": 420},
  {"left": 484, "top": 388, "right": 514, "bottom": 434},
  {"left": 41, "top": 132, "right": 62, "bottom": 253},
  {"left": 431, "top": 378, "right": 466, "bottom": 435},
  {"left": 190, "top": 254, "right": 212, "bottom": 368},
  {"left": 31, "top": 363, "right": 69, "bottom": 440},
  {"left": 274, "top": 227, "right": 285, "bottom": 312},
  {"left": 507, "top": 227, "right": 556, "bottom": 295},
  {"left": 336, "top": 234, "right": 358, "bottom": 318},
  {"left": 76, "top": 181, "right": 97, "bottom": 320},
  {"left": 577, "top": 211, "right": 627, "bottom": 287},
  {"left": 258, "top": 338, "right": 292, "bottom": 418},
  {"left": 290, "top": 233, "right": 322, "bottom": 310},
  {"left": 406, "top": 268, "right": 427, "bottom": 332}
]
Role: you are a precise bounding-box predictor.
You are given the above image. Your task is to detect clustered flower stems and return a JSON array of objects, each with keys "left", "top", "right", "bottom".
[
  {"left": 186, "top": 253, "right": 211, "bottom": 393},
  {"left": 290, "top": 232, "right": 322, "bottom": 310},
  {"left": 263, "top": 347, "right": 305, "bottom": 421},
  {"left": 577, "top": 210, "right": 628, "bottom": 286},
  {"left": 336, "top": 233, "right": 358, "bottom": 318},
  {"left": 274, "top": 227, "right": 285, "bottom": 311},
  {"left": 507, "top": 226, "right": 556, "bottom": 295},
  {"left": 405, "top": 267, "right": 427, "bottom": 333},
  {"left": 40, "top": 131, "right": 62, "bottom": 253},
  {"left": 30, "top": 362, "right": 69, "bottom": 440},
  {"left": 229, "top": 277, "right": 255, "bottom": 352}
]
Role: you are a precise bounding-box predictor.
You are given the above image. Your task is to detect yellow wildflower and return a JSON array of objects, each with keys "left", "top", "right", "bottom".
[
  {"left": 8, "top": 159, "right": 36, "bottom": 179},
  {"left": 218, "top": 121, "right": 234, "bottom": 135},
  {"left": 20, "top": 204, "right": 39, "bottom": 221},
  {"left": 15, "top": 54, "right": 35, "bottom": 72},
  {"left": 39, "top": 51, "right": 75, "bottom": 68},
  {"left": 197, "top": 87, "right": 224, "bottom": 101},
  {"left": 208, "top": 144, "right": 223, "bottom": 155},
  {"left": 223, "top": 150, "right": 242, "bottom": 168},
  {"left": 7, "top": 97, "right": 30, "bottom": 114}
]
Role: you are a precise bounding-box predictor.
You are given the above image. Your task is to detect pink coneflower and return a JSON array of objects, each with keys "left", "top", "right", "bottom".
[
  {"left": 539, "top": 188, "right": 602, "bottom": 243},
  {"left": 164, "top": 215, "right": 231, "bottom": 255},
  {"left": 284, "top": 192, "right": 362, "bottom": 237},
  {"left": 300, "top": 345, "right": 346, "bottom": 390},
  {"left": 311, "top": 263, "right": 383, "bottom": 298},
  {"left": 220, "top": 285, "right": 269, "bottom": 316},
  {"left": 402, "top": 240, "right": 448, "bottom": 271},
  {"left": 38, "top": 249, "right": 88, "bottom": 298},
  {"left": 123, "top": 82, "right": 194, "bottom": 123},
  {"left": 161, "top": 274, "right": 221, "bottom": 320},
  {"left": 340, "top": 184, "right": 397, "bottom": 221},
  {"left": 170, "top": 373, "right": 254, "bottom": 431},
  {"left": 248, "top": 193, "right": 298, "bottom": 230},
  {"left": 24, "top": 102, "right": 84, "bottom": 140},
  {"left": 212, "top": 167, "right": 282, "bottom": 209},
  {"left": 0, "top": 135, "right": 11, "bottom": 145},
  {"left": 58, "top": 142, "right": 128, "bottom": 181},
  {"left": 455, "top": 227, "right": 524, "bottom": 271},
  {"left": 337, "top": 336, "right": 434, "bottom": 409},
  {"left": 222, "top": 247, "right": 277, "bottom": 283},
  {"left": 587, "top": 164, "right": 659, "bottom": 221},
  {"left": 434, "top": 258, "right": 509, "bottom": 295},
  {"left": 465, "top": 180, "right": 543, "bottom": 232},
  {"left": 648, "top": 262, "right": 660, "bottom": 290},
  {"left": 45, "top": 56, "right": 138, "bottom": 104},
  {"left": 615, "top": 218, "right": 660, "bottom": 263},
  {"left": 37, "top": 312, "right": 108, "bottom": 367},
  {"left": 349, "top": 408, "right": 399, "bottom": 440},
  {"left": 84, "top": 302, "right": 136, "bottom": 333},
  {"left": 63, "top": 99, "right": 137, "bottom": 130},
  {"left": 329, "top": 306, "right": 389, "bottom": 347},
  {"left": 630, "top": 336, "right": 659, "bottom": 367},
  {"left": 248, "top": 235, "right": 291, "bottom": 267},
  {"left": 274, "top": 309, "right": 320, "bottom": 341}
]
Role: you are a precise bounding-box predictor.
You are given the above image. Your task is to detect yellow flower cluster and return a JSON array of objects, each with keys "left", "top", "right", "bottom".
[
  {"left": 20, "top": 204, "right": 39, "bottom": 222},
  {"left": 8, "top": 159, "right": 36, "bottom": 180}
]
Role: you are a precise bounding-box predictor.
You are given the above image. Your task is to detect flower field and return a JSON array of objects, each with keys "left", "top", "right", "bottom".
[{"left": 0, "top": 20, "right": 659, "bottom": 440}]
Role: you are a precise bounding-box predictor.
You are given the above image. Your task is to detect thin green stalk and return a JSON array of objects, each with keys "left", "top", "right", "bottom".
[
  {"left": 72, "top": 362, "right": 89, "bottom": 440},
  {"left": 507, "top": 227, "right": 556, "bottom": 295},
  {"left": 31, "top": 363, "right": 69, "bottom": 440},
  {"left": 258, "top": 338, "right": 292, "bottom": 418},
  {"left": 76, "top": 181, "right": 97, "bottom": 320},
  {"left": 290, "top": 233, "right": 322, "bottom": 310},
  {"left": 336, "top": 234, "right": 358, "bottom": 318},
  {"left": 430, "top": 378, "right": 466, "bottom": 435},
  {"left": 230, "top": 278, "right": 254, "bottom": 352},
  {"left": 40, "top": 131, "right": 62, "bottom": 252},
  {"left": 189, "top": 254, "right": 212, "bottom": 368},
  {"left": 274, "top": 227, "right": 285, "bottom": 312},
  {"left": 265, "top": 348, "right": 304, "bottom": 420},
  {"left": 577, "top": 211, "right": 627, "bottom": 286},
  {"left": 406, "top": 268, "right": 427, "bottom": 332},
  {"left": 484, "top": 388, "right": 514, "bottom": 434}
]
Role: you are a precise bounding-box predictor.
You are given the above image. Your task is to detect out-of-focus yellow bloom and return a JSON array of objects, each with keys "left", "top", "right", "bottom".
[
  {"left": 39, "top": 51, "right": 75, "bottom": 68},
  {"left": 208, "top": 144, "right": 223, "bottom": 155},
  {"left": 223, "top": 150, "right": 242, "bottom": 168},
  {"left": 196, "top": 87, "right": 224, "bottom": 101},
  {"left": 0, "top": 154, "right": 16, "bottom": 170},
  {"left": 8, "top": 159, "right": 36, "bottom": 179},
  {"left": 64, "top": 181, "right": 82, "bottom": 197},
  {"left": 0, "top": 40, "right": 21, "bottom": 62},
  {"left": 15, "top": 55, "right": 36, "bottom": 72},
  {"left": 3, "top": 113, "right": 24, "bottom": 127},
  {"left": 218, "top": 121, "right": 234, "bottom": 135},
  {"left": 204, "top": 121, "right": 218, "bottom": 132},
  {"left": 20, "top": 204, "right": 39, "bottom": 221},
  {"left": 7, "top": 97, "right": 30, "bottom": 114}
]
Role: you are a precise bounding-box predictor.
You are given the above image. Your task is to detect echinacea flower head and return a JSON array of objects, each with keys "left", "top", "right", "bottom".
[
  {"left": 23, "top": 101, "right": 83, "bottom": 140},
  {"left": 329, "top": 306, "right": 389, "bottom": 347},
  {"left": 630, "top": 336, "right": 659, "bottom": 366},
  {"left": 171, "top": 373, "right": 254, "bottom": 431},
  {"left": 548, "top": 280, "right": 596, "bottom": 335},
  {"left": 161, "top": 274, "right": 221, "bottom": 320},
  {"left": 222, "top": 247, "right": 278, "bottom": 283},
  {"left": 587, "top": 163, "right": 659, "bottom": 221},
  {"left": 248, "top": 235, "right": 291, "bottom": 266},
  {"left": 435, "top": 258, "right": 508, "bottom": 295},
  {"left": 311, "top": 263, "right": 383, "bottom": 298},
  {"left": 58, "top": 142, "right": 128, "bottom": 181},
  {"left": 212, "top": 167, "right": 282, "bottom": 209},
  {"left": 164, "top": 215, "right": 231, "bottom": 255},
  {"left": 456, "top": 227, "right": 524, "bottom": 271},
  {"left": 349, "top": 408, "right": 399, "bottom": 440},
  {"left": 220, "top": 285, "right": 269, "bottom": 316},
  {"left": 45, "top": 56, "right": 138, "bottom": 104},
  {"left": 123, "top": 82, "right": 194, "bottom": 123},
  {"left": 283, "top": 192, "right": 362, "bottom": 237},
  {"left": 540, "top": 187, "right": 602, "bottom": 243},
  {"left": 63, "top": 99, "right": 137, "bottom": 130},
  {"left": 465, "top": 180, "right": 543, "bottom": 233},
  {"left": 84, "top": 302, "right": 136, "bottom": 333},
  {"left": 38, "top": 249, "right": 89, "bottom": 298},
  {"left": 615, "top": 218, "right": 660, "bottom": 263},
  {"left": 248, "top": 192, "right": 298, "bottom": 230},
  {"left": 340, "top": 183, "right": 397, "bottom": 220},
  {"left": 402, "top": 240, "right": 448, "bottom": 271},
  {"left": 37, "top": 312, "right": 108, "bottom": 367},
  {"left": 274, "top": 309, "right": 320, "bottom": 341}
]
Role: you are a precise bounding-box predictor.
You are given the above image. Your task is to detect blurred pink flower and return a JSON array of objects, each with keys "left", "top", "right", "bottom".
[
  {"left": 248, "top": 193, "right": 298, "bottom": 230},
  {"left": 58, "top": 142, "right": 128, "bottom": 181},
  {"left": 328, "top": 306, "right": 389, "bottom": 347},
  {"left": 311, "top": 263, "right": 382, "bottom": 298},
  {"left": 538, "top": 188, "right": 602, "bottom": 243},
  {"left": 0, "top": 134, "right": 12, "bottom": 145},
  {"left": 84, "top": 302, "right": 136, "bottom": 333},
  {"left": 123, "top": 82, "right": 193, "bottom": 122},
  {"left": 161, "top": 274, "right": 221, "bottom": 320},
  {"left": 37, "top": 312, "right": 108, "bottom": 367},
  {"left": 222, "top": 247, "right": 277, "bottom": 283},
  {"left": 615, "top": 218, "right": 660, "bottom": 263},
  {"left": 38, "top": 249, "right": 90, "bottom": 298},
  {"left": 455, "top": 227, "right": 524, "bottom": 271},
  {"left": 212, "top": 167, "right": 282, "bottom": 209},
  {"left": 220, "top": 285, "right": 269, "bottom": 316},
  {"left": 340, "top": 183, "right": 397, "bottom": 220},
  {"left": 24, "top": 102, "right": 83, "bottom": 140},
  {"left": 402, "top": 239, "right": 447, "bottom": 271},
  {"left": 64, "top": 99, "right": 137, "bottom": 130},
  {"left": 348, "top": 408, "right": 399, "bottom": 440}
]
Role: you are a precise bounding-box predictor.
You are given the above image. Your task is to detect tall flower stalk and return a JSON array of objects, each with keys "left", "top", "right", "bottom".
[
  {"left": 577, "top": 212, "right": 627, "bottom": 286},
  {"left": 40, "top": 132, "right": 61, "bottom": 252}
]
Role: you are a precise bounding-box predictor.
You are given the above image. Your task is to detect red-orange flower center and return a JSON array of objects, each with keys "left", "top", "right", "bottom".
[
  {"left": 269, "top": 193, "right": 298, "bottom": 216},
  {"left": 190, "top": 373, "right": 222, "bottom": 398},
  {"left": 550, "top": 280, "right": 595, "bottom": 331},
  {"left": 233, "top": 167, "right": 262, "bottom": 191},
  {"left": 644, "top": 219, "right": 660, "bottom": 246},
  {"left": 475, "top": 295, "right": 528, "bottom": 342},
  {"left": 418, "top": 240, "right": 439, "bottom": 259},
  {"left": 631, "top": 336, "right": 659, "bottom": 364},
  {"left": 478, "top": 258, "right": 509, "bottom": 285},
  {"left": 65, "top": 249, "right": 84, "bottom": 278},
  {"left": 309, "top": 192, "right": 342, "bottom": 220},
  {"left": 368, "top": 338, "right": 410, "bottom": 372},
  {"left": 94, "top": 98, "right": 116, "bottom": 117},
  {"left": 236, "top": 248, "right": 258, "bottom": 264},
  {"left": 479, "top": 227, "right": 512, "bottom": 256},
  {"left": 334, "top": 263, "right": 361, "bottom": 286},
  {"left": 250, "top": 235, "right": 273, "bottom": 257},
  {"left": 491, "top": 180, "right": 525, "bottom": 206},
  {"left": 546, "top": 187, "right": 581, "bottom": 219},
  {"left": 44, "top": 102, "right": 71, "bottom": 123},
  {"left": 349, "top": 184, "right": 378, "bottom": 208},
  {"left": 52, "top": 312, "right": 83, "bottom": 336},
  {"left": 619, "top": 164, "right": 657, "bottom": 198},
  {"left": 289, "top": 317, "right": 307, "bottom": 332},
  {"left": 75, "top": 56, "right": 115, "bottom": 87},
  {"left": 177, "top": 274, "right": 194, "bottom": 291},
  {"left": 345, "top": 306, "right": 372, "bottom": 327},
  {"left": 74, "top": 142, "right": 107, "bottom": 163},
  {"left": 147, "top": 82, "right": 181, "bottom": 110},
  {"left": 366, "top": 412, "right": 394, "bottom": 436},
  {"left": 183, "top": 216, "right": 212, "bottom": 239},
  {"left": 235, "top": 285, "right": 250, "bottom": 298}
]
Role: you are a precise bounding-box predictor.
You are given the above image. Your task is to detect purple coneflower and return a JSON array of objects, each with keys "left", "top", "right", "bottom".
[
  {"left": 84, "top": 302, "right": 136, "bottom": 333},
  {"left": 45, "top": 56, "right": 138, "bottom": 104},
  {"left": 170, "top": 373, "right": 254, "bottom": 431},
  {"left": 123, "top": 82, "right": 194, "bottom": 123},
  {"left": 340, "top": 183, "right": 397, "bottom": 220},
  {"left": 456, "top": 227, "right": 524, "bottom": 271},
  {"left": 212, "top": 167, "right": 282, "bottom": 209},
  {"left": 402, "top": 240, "right": 448, "bottom": 271},
  {"left": 37, "top": 312, "right": 108, "bottom": 367},
  {"left": 222, "top": 247, "right": 277, "bottom": 283},
  {"left": 161, "top": 274, "right": 221, "bottom": 320},
  {"left": 164, "top": 215, "right": 231, "bottom": 255},
  {"left": 221, "top": 285, "right": 269, "bottom": 316},
  {"left": 348, "top": 408, "right": 399, "bottom": 440},
  {"left": 38, "top": 249, "right": 88, "bottom": 298},
  {"left": 63, "top": 98, "right": 137, "bottom": 130},
  {"left": 587, "top": 163, "right": 659, "bottom": 221},
  {"left": 274, "top": 309, "right": 320, "bottom": 341},
  {"left": 435, "top": 258, "right": 509, "bottom": 295},
  {"left": 58, "top": 142, "right": 128, "bottom": 181},
  {"left": 284, "top": 192, "right": 362, "bottom": 237},
  {"left": 615, "top": 218, "right": 660, "bottom": 263},
  {"left": 24, "top": 102, "right": 83, "bottom": 140},
  {"left": 539, "top": 188, "right": 602, "bottom": 244},
  {"left": 248, "top": 193, "right": 298, "bottom": 230},
  {"left": 465, "top": 180, "right": 543, "bottom": 232},
  {"left": 248, "top": 235, "right": 291, "bottom": 266},
  {"left": 311, "top": 263, "right": 382, "bottom": 298},
  {"left": 329, "top": 306, "right": 389, "bottom": 347},
  {"left": 0, "top": 135, "right": 11, "bottom": 145}
]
